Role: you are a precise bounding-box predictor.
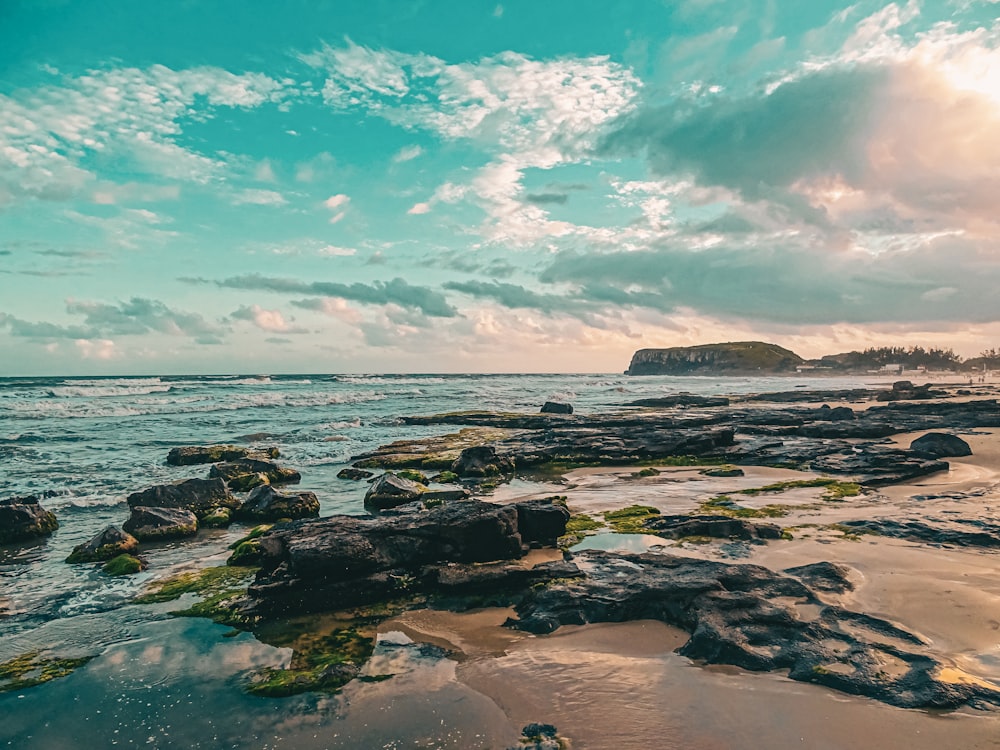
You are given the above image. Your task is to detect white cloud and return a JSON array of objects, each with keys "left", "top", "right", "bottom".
[
  {"left": 0, "top": 64, "right": 291, "bottom": 206},
  {"left": 317, "top": 244, "right": 357, "bottom": 256},
  {"left": 324, "top": 193, "right": 350, "bottom": 209},
  {"left": 231, "top": 304, "right": 308, "bottom": 334},
  {"left": 407, "top": 202, "right": 431, "bottom": 215},
  {"left": 392, "top": 144, "right": 425, "bottom": 162},
  {"left": 74, "top": 338, "right": 118, "bottom": 360},
  {"left": 231, "top": 188, "right": 287, "bottom": 206}
]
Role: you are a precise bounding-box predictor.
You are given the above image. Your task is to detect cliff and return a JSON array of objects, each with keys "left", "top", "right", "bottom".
[{"left": 626, "top": 341, "right": 804, "bottom": 375}]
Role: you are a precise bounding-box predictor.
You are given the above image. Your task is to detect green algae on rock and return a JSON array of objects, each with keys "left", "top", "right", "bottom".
[
  {"left": 102, "top": 554, "right": 144, "bottom": 576},
  {"left": 604, "top": 505, "right": 661, "bottom": 533},
  {"left": 0, "top": 651, "right": 94, "bottom": 693},
  {"left": 134, "top": 565, "right": 257, "bottom": 605}
]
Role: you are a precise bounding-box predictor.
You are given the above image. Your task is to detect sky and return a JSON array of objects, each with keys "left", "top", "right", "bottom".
[{"left": 1, "top": 0, "right": 999, "bottom": 375}]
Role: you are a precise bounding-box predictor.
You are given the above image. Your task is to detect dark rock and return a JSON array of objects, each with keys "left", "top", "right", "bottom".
[
  {"left": 0, "top": 496, "right": 58, "bottom": 545},
  {"left": 628, "top": 395, "right": 730, "bottom": 408},
  {"left": 515, "top": 498, "right": 570, "bottom": 546},
  {"left": 66, "top": 525, "right": 138, "bottom": 563},
  {"left": 420, "top": 489, "right": 472, "bottom": 505},
  {"left": 451, "top": 446, "right": 515, "bottom": 477},
  {"left": 909, "top": 432, "right": 972, "bottom": 458},
  {"left": 510, "top": 723, "right": 566, "bottom": 750},
  {"left": 876, "top": 383, "right": 944, "bottom": 402},
  {"left": 540, "top": 401, "right": 573, "bottom": 414},
  {"left": 645, "top": 514, "right": 782, "bottom": 540},
  {"left": 811, "top": 405, "right": 856, "bottom": 421},
  {"left": 240, "top": 500, "right": 570, "bottom": 617},
  {"left": 337, "top": 467, "right": 375, "bottom": 481},
  {"left": 236, "top": 485, "right": 320, "bottom": 522},
  {"left": 808, "top": 449, "right": 948, "bottom": 485},
  {"left": 783, "top": 561, "right": 854, "bottom": 593},
  {"left": 127, "top": 477, "right": 236, "bottom": 520},
  {"left": 210, "top": 458, "right": 300, "bottom": 488},
  {"left": 123, "top": 506, "right": 198, "bottom": 541},
  {"left": 893, "top": 380, "right": 914, "bottom": 391},
  {"left": 200, "top": 507, "right": 233, "bottom": 527},
  {"left": 166, "top": 444, "right": 279, "bottom": 466},
  {"left": 840, "top": 518, "right": 1000, "bottom": 548},
  {"left": 700, "top": 465, "right": 744, "bottom": 477},
  {"left": 743, "top": 388, "right": 879, "bottom": 403},
  {"left": 509, "top": 550, "right": 1000, "bottom": 710},
  {"left": 364, "top": 472, "right": 427, "bottom": 511}
]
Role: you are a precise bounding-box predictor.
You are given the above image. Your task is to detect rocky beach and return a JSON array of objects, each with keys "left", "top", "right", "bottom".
[{"left": 4, "top": 372, "right": 1000, "bottom": 747}]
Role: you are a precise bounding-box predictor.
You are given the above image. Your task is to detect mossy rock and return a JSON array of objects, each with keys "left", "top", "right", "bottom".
[
  {"left": 228, "top": 524, "right": 273, "bottom": 550},
  {"left": 604, "top": 505, "right": 661, "bottom": 533},
  {"left": 700, "top": 464, "right": 744, "bottom": 477},
  {"left": 0, "top": 651, "right": 94, "bottom": 693},
  {"left": 200, "top": 507, "right": 233, "bottom": 527},
  {"left": 397, "top": 469, "right": 429, "bottom": 484},
  {"left": 430, "top": 471, "right": 460, "bottom": 483},
  {"left": 635, "top": 467, "right": 660, "bottom": 477},
  {"left": 103, "top": 554, "right": 144, "bottom": 576},
  {"left": 228, "top": 472, "right": 271, "bottom": 493},
  {"left": 134, "top": 565, "right": 256, "bottom": 604},
  {"left": 228, "top": 539, "right": 263, "bottom": 566}
]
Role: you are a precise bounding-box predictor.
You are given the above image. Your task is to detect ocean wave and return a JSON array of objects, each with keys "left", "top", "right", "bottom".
[
  {"left": 323, "top": 417, "right": 363, "bottom": 430},
  {"left": 47, "top": 385, "right": 176, "bottom": 398},
  {"left": 9, "top": 389, "right": 390, "bottom": 419}
]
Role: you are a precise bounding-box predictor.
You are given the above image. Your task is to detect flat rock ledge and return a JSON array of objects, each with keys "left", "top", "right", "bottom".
[{"left": 509, "top": 550, "right": 1000, "bottom": 710}]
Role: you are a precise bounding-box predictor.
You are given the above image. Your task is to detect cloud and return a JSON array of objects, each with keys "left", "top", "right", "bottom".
[
  {"left": 231, "top": 189, "right": 287, "bottom": 206},
  {"left": 75, "top": 338, "right": 118, "bottom": 360},
  {"left": 0, "top": 64, "right": 291, "bottom": 206},
  {"left": 324, "top": 194, "right": 350, "bottom": 209},
  {"left": 393, "top": 145, "right": 424, "bottom": 162},
  {"left": 316, "top": 245, "right": 357, "bottom": 257},
  {"left": 301, "top": 40, "right": 641, "bottom": 242},
  {"left": 443, "top": 280, "right": 584, "bottom": 315},
  {"left": 230, "top": 304, "right": 309, "bottom": 333},
  {"left": 191, "top": 273, "right": 459, "bottom": 317},
  {"left": 64, "top": 297, "right": 225, "bottom": 337},
  {"left": 407, "top": 202, "right": 431, "bottom": 215},
  {"left": 524, "top": 192, "right": 568, "bottom": 205},
  {"left": 290, "top": 297, "right": 364, "bottom": 324}
]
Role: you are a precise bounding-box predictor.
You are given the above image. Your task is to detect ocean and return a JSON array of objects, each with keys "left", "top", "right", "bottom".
[{"left": 0, "top": 372, "right": 885, "bottom": 749}]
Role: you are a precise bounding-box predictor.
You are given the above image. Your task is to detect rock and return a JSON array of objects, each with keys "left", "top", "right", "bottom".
[
  {"left": 66, "top": 525, "right": 138, "bottom": 563},
  {"left": 700, "top": 465, "right": 744, "bottom": 477},
  {"left": 397, "top": 469, "right": 429, "bottom": 484},
  {"left": 628, "top": 395, "right": 730, "bottom": 408},
  {"left": 210, "top": 459, "right": 301, "bottom": 488},
  {"left": 200, "top": 507, "right": 233, "bottom": 527},
  {"left": 450, "top": 446, "right": 516, "bottom": 477},
  {"left": 515, "top": 498, "right": 571, "bottom": 546},
  {"left": 540, "top": 401, "right": 573, "bottom": 414},
  {"left": 840, "top": 518, "right": 1000, "bottom": 549},
  {"left": 627, "top": 341, "right": 803, "bottom": 375},
  {"left": 123, "top": 506, "right": 198, "bottom": 541},
  {"left": 783, "top": 561, "right": 855, "bottom": 593},
  {"left": 645, "top": 514, "right": 783, "bottom": 540},
  {"left": 236, "top": 485, "right": 320, "bottom": 522},
  {"left": 909, "top": 432, "right": 972, "bottom": 458},
  {"left": 509, "top": 550, "right": 1000, "bottom": 710},
  {"left": 127, "top": 477, "right": 236, "bottom": 520},
  {"left": 420, "top": 489, "right": 472, "bottom": 506},
  {"left": 102, "top": 554, "right": 145, "bottom": 576},
  {"left": 166, "top": 445, "right": 279, "bottom": 466},
  {"left": 0, "top": 496, "right": 58, "bottom": 545},
  {"left": 811, "top": 405, "right": 856, "bottom": 421},
  {"left": 337, "top": 467, "right": 374, "bottom": 481},
  {"left": 893, "top": 380, "right": 915, "bottom": 391},
  {"left": 240, "top": 500, "right": 570, "bottom": 617},
  {"left": 364, "top": 472, "right": 428, "bottom": 511},
  {"left": 509, "top": 723, "right": 566, "bottom": 750}
]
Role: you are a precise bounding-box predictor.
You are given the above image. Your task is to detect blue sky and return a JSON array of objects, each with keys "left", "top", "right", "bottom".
[{"left": 1, "top": 0, "right": 999, "bottom": 374}]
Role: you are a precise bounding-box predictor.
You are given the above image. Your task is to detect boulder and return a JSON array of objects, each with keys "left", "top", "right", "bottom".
[
  {"left": 0, "top": 496, "right": 59, "bottom": 545},
  {"left": 103, "top": 554, "right": 145, "bottom": 576},
  {"left": 236, "top": 485, "right": 320, "bottom": 522},
  {"left": 337, "top": 467, "right": 374, "bottom": 481},
  {"left": 200, "top": 507, "right": 233, "bottom": 527},
  {"left": 210, "top": 458, "right": 301, "bottom": 488},
  {"left": 241, "top": 499, "right": 565, "bottom": 617},
  {"left": 364, "top": 472, "right": 428, "bottom": 511},
  {"left": 66, "top": 525, "right": 138, "bottom": 563},
  {"left": 540, "top": 401, "right": 573, "bottom": 414},
  {"left": 700, "top": 465, "right": 744, "bottom": 477},
  {"left": 515, "top": 498, "right": 570, "bottom": 546},
  {"left": 811, "top": 405, "right": 856, "bottom": 421},
  {"left": 127, "top": 477, "right": 236, "bottom": 520},
  {"left": 123, "top": 506, "right": 198, "bottom": 541},
  {"left": 450, "top": 446, "right": 515, "bottom": 477},
  {"left": 166, "top": 445, "right": 279, "bottom": 466},
  {"left": 645, "top": 514, "right": 782, "bottom": 540},
  {"left": 909, "top": 432, "right": 972, "bottom": 459}
]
